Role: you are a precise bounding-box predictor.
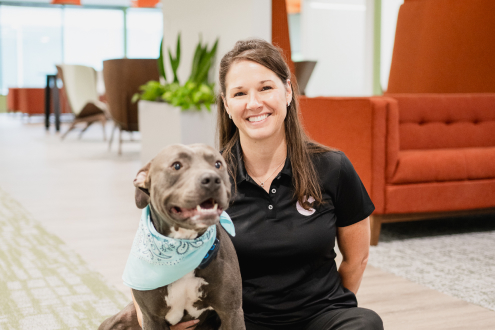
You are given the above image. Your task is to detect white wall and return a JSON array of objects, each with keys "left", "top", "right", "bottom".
[
  {"left": 161, "top": 0, "right": 271, "bottom": 86},
  {"left": 380, "top": 0, "right": 403, "bottom": 91},
  {"left": 301, "top": 0, "right": 375, "bottom": 97}
]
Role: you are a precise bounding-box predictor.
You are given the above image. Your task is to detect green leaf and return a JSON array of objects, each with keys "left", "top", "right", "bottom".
[
  {"left": 168, "top": 33, "right": 181, "bottom": 84},
  {"left": 176, "top": 33, "right": 181, "bottom": 72},
  {"left": 189, "top": 43, "right": 205, "bottom": 83},
  {"left": 157, "top": 38, "right": 167, "bottom": 82},
  {"left": 209, "top": 38, "right": 219, "bottom": 61}
]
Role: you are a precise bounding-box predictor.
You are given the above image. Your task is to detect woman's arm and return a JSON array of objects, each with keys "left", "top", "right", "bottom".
[{"left": 336, "top": 217, "right": 370, "bottom": 294}]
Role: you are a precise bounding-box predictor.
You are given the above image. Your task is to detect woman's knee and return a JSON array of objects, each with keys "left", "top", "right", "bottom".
[{"left": 352, "top": 308, "right": 383, "bottom": 330}]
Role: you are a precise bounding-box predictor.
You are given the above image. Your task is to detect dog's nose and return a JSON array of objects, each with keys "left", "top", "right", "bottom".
[{"left": 200, "top": 173, "right": 221, "bottom": 190}]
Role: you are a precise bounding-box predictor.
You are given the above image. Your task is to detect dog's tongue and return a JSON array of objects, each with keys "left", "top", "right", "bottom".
[{"left": 200, "top": 200, "right": 214, "bottom": 209}]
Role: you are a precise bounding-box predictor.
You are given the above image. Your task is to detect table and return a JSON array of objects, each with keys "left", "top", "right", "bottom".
[{"left": 44, "top": 74, "right": 61, "bottom": 132}]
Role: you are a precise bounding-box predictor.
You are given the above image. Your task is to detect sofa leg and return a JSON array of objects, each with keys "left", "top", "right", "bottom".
[{"left": 370, "top": 215, "right": 382, "bottom": 246}]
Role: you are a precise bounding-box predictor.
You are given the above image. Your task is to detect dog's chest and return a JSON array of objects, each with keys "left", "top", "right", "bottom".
[{"left": 164, "top": 271, "right": 213, "bottom": 325}]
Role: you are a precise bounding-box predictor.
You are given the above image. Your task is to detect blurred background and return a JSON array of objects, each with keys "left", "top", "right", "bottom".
[{"left": 1, "top": 1, "right": 494, "bottom": 329}]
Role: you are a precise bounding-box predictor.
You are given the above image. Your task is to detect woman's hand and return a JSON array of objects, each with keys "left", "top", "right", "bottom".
[{"left": 170, "top": 320, "right": 199, "bottom": 329}]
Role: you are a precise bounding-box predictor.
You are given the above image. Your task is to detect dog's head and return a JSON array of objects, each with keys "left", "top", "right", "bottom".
[{"left": 133, "top": 144, "right": 231, "bottom": 232}]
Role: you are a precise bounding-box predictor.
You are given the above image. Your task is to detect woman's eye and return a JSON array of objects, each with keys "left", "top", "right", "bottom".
[
  {"left": 261, "top": 86, "right": 272, "bottom": 91},
  {"left": 172, "top": 162, "right": 182, "bottom": 170},
  {"left": 215, "top": 161, "right": 222, "bottom": 169},
  {"left": 234, "top": 92, "right": 244, "bottom": 97}
]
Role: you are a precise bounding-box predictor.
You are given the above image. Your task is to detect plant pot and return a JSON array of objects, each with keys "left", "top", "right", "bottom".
[{"left": 138, "top": 100, "right": 217, "bottom": 164}]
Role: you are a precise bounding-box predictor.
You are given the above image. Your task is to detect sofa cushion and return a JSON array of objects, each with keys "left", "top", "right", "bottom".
[
  {"left": 390, "top": 147, "right": 495, "bottom": 184},
  {"left": 387, "top": 94, "right": 495, "bottom": 150},
  {"left": 385, "top": 179, "right": 495, "bottom": 214}
]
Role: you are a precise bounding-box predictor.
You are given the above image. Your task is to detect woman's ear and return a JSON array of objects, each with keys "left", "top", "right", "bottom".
[
  {"left": 221, "top": 94, "right": 229, "bottom": 111},
  {"left": 286, "top": 79, "right": 293, "bottom": 105}
]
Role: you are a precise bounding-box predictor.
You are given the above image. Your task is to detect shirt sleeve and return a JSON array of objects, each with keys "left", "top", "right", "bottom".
[{"left": 335, "top": 152, "right": 375, "bottom": 227}]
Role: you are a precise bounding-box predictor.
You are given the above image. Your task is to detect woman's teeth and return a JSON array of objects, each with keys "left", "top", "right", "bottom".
[{"left": 248, "top": 114, "right": 269, "bottom": 122}]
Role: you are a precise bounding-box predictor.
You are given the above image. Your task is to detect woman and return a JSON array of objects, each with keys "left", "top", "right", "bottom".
[{"left": 174, "top": 39, "right": 383, "bottom": 330}]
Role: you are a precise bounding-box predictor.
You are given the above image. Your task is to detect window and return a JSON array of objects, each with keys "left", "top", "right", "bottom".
[
  {"left": 63, "top": 8, "right": 124, "bottom": 71},
  {"left": 0, "top": 6, "right": 63, "bottom": 94},
  {"left": 126, "top": 8, "right": 163, "bottom": 59},
  {"left": 0, "top": 4, "right": 163, "bottom": 94}
]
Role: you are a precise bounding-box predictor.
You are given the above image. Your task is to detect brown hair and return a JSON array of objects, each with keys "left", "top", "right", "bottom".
[{"left": 217, "top": 38, "right": 330, "bottom": 209}]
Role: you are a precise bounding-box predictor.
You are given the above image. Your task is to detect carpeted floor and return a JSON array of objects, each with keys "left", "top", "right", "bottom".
[
  {"left": 369, "top": 214, "right": 495, "bottom": 312},
  {"left": 0, "top": 188, "right": 128, "bottom": 329},
  {"left": 2, "top": 178, "right": 494, "bottom": 328}
]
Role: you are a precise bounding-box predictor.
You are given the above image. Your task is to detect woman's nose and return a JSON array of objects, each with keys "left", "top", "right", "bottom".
[{"left": 246, "top": 92, "right": 262, "bottom": 110}]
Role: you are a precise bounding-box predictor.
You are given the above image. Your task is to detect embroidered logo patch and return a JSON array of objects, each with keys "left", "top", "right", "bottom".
[{"left": 296, "top": 196, "right": 316, "bottom": 216}]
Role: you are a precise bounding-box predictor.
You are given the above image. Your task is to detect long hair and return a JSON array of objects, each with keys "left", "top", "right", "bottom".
[{"left": 217, "top": 39, "right": 330, "bottom": 209}]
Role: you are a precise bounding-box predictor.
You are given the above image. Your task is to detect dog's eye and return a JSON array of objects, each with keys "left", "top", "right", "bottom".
[
  {"left": 172, "top": 162, "right": 182, "bottom": 170},
  {"left": 215, "top": 161, "right": 222, "bottom": 169}
]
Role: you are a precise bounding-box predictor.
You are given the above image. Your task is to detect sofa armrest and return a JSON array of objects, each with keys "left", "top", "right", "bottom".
[{"left": 298, "top": 96, "right": 399, "bottom": 214}]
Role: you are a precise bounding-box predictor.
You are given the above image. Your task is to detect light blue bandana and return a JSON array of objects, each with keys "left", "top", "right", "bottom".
[{"left": 122, "top": 205, "right": 235, "bottom": 291}]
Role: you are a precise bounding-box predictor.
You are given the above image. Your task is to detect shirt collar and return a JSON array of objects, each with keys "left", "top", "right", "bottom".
[{"left": 233, "top": 139, "right": 292, "bottom": 184}]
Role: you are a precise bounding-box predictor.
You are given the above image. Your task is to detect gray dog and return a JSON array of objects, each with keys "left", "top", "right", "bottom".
[{"left": 99, "top": 144, "right": 245, "bottom": 330}]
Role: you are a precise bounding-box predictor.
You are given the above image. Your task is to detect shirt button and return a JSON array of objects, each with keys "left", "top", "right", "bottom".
[
  {"left": 268, "top": 205, "right": 273, "bottom": 210},
  {"left": 271, "top": 188, "right": 276, "bottom": 194}
]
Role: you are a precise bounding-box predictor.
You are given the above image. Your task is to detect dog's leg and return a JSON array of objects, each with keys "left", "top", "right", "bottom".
[
  {"left": 98, "top": 302, "right": 142, "bottom": 330},
  {"left": 215, "top": 309, "right": 246, "bottom": 330},
  {"left": 142, "top": 314, "right": 171, "bottom": 330}
]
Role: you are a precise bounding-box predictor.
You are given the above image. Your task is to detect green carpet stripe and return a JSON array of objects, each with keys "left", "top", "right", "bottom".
[{"left": 0, "top": 188, "right": 128, "bottom": 329}]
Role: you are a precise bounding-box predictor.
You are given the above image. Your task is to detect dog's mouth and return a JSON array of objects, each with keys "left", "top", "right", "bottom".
[{"left": 170, "top": 198, "right": 223, "bottom": 220}]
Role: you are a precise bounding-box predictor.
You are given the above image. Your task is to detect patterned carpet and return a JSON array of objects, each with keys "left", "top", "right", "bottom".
[
  {"left": 0, "top": 188, "right": 128, "bottom": 329},
  {"left": 369, "top": 214, "right": 495, "bottom": 312}
]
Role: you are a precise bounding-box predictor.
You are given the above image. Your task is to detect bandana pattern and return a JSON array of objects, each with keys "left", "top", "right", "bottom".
[{"left": 131, "top": 215, "right": 215, "bottom": 266}]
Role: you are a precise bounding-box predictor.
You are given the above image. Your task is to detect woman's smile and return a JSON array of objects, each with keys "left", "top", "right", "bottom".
[{"left": 247, "top": 113, "right": 270, "bottom": 123}]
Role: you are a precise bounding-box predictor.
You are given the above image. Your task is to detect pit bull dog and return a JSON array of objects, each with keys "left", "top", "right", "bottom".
[{"left": 99, "top": 144, "right": 245, "bottom": 330}]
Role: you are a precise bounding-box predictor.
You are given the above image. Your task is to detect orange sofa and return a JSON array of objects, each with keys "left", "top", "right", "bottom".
[
  {"left": 7, "top": 87, "right": 70, "bottom": 116},
  {"left": 388, "top": 0, "right": 495, "bottom": 93},
  {"left": 7, "top": 88, "right": 20, "bottom": 113},
  {"left": 300, "top": 95, "right": 495, "bottom": 244},
  {"left": 18, "top": 88, "right": 46, "bottom": 116},
  {"left": 298, "top": 0, "right": 495, "bottom": 244}
]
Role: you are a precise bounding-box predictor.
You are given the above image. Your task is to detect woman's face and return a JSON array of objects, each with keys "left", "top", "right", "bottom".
[{"left": 223, "top": 60, "right": 292, "bottom": 143}]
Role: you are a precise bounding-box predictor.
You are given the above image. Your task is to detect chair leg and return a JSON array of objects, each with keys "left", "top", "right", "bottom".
[
  {"left": 61, "top": 122, "right": 77, "bottom": 140},
  {"left": 101, "top": 116, "right": 107, "bottom": 141},
  {"left": 370, "top": 215, "right": 382, "bottom": 246},
  {"left": 118, "top": 127, "right": 123, "bottom": 155},
  {"left": 108, "top": 123, "right": 117, "bottom": 151},
  {"left": 79, "top": 121, "right": 94, "bottom": 139}
]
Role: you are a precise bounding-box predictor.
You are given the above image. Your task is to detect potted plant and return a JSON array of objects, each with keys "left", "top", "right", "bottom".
[{"left": 134, "top": 34, "right": 219, "bottom": 164}]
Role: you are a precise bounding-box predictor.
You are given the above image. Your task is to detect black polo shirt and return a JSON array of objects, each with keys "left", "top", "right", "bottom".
[{"left": 225, "top": 141, "right": 375, "bottom": 327}]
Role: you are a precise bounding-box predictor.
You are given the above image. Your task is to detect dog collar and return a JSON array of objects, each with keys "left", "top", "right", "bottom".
[
  {"left": 198, "top": 238, "right": 220, "bottom": 270},
  {"left": 122, "top": 206, "right": 235, "bottom": 291}
]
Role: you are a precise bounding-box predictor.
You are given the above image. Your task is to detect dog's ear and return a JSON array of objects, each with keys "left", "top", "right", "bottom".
[
  {"left": 134, "top": 162, "right": 151, "bottom": 209},
  {"left": 135, "top": 187, "right": 150, "bottom": 209},
  {"left": 134, "top": 162, "right": 151, "bottom": 189}
]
